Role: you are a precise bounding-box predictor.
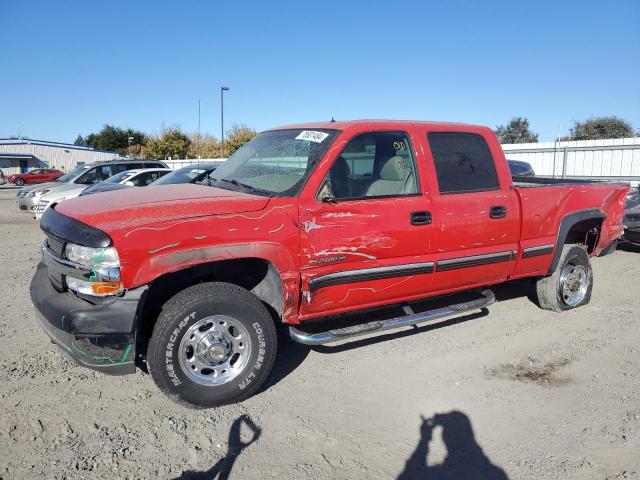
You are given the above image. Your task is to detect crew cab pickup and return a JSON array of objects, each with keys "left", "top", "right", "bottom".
[{"left": 30, "top": 120, "right": 628, "bottom": 408}]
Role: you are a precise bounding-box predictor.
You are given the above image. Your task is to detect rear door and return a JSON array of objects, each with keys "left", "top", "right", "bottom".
[
  {"left": 420, "top": 129, "right": 520, "bottom": 293},
  {"left": 298, "top": 128, "right": 436, "bottom": 318}
]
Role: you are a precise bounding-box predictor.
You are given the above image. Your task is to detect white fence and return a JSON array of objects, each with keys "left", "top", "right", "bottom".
[
  {"left": 502, "top": 137, "right": 640, "bottom": 186},
  {"left": 163, "top": 158, "right": 226, "bottom": 170}
]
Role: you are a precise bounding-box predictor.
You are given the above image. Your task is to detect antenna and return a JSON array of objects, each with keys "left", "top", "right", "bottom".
[{"left": 197, "top": 99, "right": 201, "bottom": 168}]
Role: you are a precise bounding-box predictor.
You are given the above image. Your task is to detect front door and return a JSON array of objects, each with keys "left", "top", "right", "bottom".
[{"left": 298, "top": 130, "right": 435, "bottom": 318}]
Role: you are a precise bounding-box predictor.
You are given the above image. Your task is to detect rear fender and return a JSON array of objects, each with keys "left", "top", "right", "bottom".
[{"left": 549, "top": 209, "right": 604, "bottom": 274}]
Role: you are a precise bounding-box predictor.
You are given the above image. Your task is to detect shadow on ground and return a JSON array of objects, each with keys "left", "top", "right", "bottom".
[
  {"left": 398, "top": 411, "right": 509, "bottom": 480},
  {"left": 176, "top": 414, "right": 261, "bottom": 480}
]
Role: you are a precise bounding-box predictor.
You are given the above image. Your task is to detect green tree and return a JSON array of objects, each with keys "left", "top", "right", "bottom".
[
  {"left": 495, "top": 117, "right": 539, "bottom": 144},
  {"left": 74, "top": 135, "right": 87, "bottom": 146},
  {"left": 187, "top": 133, "right": 222, "bottom": 158},
  {"left": 571, "top": 116, "right": 633, "bottom": 140},
  {"left": 223, "top": 124, "right": 257, "bottom": 156},
  {"left": 145, "top": 128, "right": 191, "bottom": 160},
  {"left": 83, "top": 125, "right": 146, "bottom": 153}
]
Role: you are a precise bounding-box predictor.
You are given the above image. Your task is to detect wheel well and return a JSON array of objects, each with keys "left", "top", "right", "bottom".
[
  {"left": 547, "top": 215, "right": 603, "bottom": 275},
  {"left": 564, "top": 218, "right": 603, "bottom": 253},
  {"left": 136, "top": 258, "right": 284, "bottom": 349}
]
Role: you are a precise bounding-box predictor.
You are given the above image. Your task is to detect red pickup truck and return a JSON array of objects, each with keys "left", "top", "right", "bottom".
[{"left": 31, "top": 120, "right": 628, "bottom": 407}]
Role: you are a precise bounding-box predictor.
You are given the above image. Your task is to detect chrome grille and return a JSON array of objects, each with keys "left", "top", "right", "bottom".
[
  {"left": 36, "top": 200, "right": 48, "bottom": 215},
  {"left": 46, "top": 235, "right": 65, "bottom": 258},
  {"left": 48, "top": 270, "right": 65, "bottom": 291}
]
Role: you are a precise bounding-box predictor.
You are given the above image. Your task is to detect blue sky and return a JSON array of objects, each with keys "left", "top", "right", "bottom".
[{"left": 1, "top": 0, "right": 638, "bottom": 143}]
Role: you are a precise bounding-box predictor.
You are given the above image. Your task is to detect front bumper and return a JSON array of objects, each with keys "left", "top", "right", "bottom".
[
  {"left": 16, "top": 195, "right": 38, "bottom": 213},
  {"left": 29, "top": 262, "right": 147, "bottom": 375}
]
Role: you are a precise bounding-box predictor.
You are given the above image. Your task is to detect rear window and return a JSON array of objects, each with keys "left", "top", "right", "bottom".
[{"left": 428, "top": 132, "right": 499, "bottom": 194}]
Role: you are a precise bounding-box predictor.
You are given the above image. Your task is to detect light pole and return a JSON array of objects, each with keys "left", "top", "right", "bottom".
[
  {"left": 220, "top": 86, "right": 230, "bottom": 158},
  {"left": 128, "top": 136, "right": 134, "bottom": 157}
]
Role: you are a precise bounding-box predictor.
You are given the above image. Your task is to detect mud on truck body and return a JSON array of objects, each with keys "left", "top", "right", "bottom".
[{"left": 30, "top": 120, "right": 628, "bottom": 407}]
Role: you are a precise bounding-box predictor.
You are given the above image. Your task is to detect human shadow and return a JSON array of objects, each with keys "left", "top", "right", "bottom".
[
  {"left": 176, "top": 414, "right": 261, "bottom": 480},
  {"left": 398, "top": 411, "right": 508, "bottom": 480}
]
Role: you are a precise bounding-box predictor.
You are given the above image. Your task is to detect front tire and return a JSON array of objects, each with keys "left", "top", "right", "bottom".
[
  {"left": 536, "top": 244, "right": 593, "bottom": 312},
  {"left": 15, "top": 178, "right": 24, "bottom": 186},
  {"left": 147, "top": 282, "right": 277, "bottom": 408}
]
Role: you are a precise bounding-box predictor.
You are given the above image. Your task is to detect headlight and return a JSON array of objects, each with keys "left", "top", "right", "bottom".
[
  {"left": 66, "top": 277, "right": 123, "bottom": 296},
  {"left": 29, "top": 188, "right": 50, "bottom": 197},
  {"left": 64, "top": 244, "right": 123, "bottom": 296},
  {"left": 65, "top": 244, "right": 120, "bottom": 268}
]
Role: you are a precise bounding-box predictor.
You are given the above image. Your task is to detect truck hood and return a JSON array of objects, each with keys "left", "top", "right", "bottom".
[{"left": 55, "top": 184, "right": 271, "bottom": 234}]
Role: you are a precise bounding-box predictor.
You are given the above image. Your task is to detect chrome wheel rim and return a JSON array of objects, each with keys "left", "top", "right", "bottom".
[
  {"left": 560, "top": 264, "right": 588, "bottom": 306},
  {"left": 178, "top": 315, "right": 252, "bottom": 386}
]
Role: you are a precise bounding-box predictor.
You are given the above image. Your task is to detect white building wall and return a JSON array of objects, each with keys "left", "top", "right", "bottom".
[{"left": 0, "top": 139, "right": 121, "bottom": 174}]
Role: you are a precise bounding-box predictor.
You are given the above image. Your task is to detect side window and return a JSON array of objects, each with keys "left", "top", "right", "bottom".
[
  {"left": 428, "top": 132, "right": 499, "bottom": 194},
  {"left": 97, "top": 165, "right": 114, "bottom": 181},
  {"left": 320, "top": 132, "right": 418, "bottom": 200},
  {"left": 79, "top": 167, "right": 98, "bottom": 184},
  {"left": 144, "top": 171, "right": 163, "bottom": 184},
  {"left": 112, "top": 164, "right": 128, "bottom": 174}
]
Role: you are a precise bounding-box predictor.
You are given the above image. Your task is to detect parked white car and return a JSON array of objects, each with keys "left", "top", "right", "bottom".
[{"left": 35, "top": 168, "right": 171, "bottom": 220}]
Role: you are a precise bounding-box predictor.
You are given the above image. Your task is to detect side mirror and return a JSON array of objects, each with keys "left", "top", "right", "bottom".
[
  {"left": 124, "top": 181, "right": 135, "bottom": 187},
  {"left": 317, "top": 181, "right": 337, "bottom": 204}
]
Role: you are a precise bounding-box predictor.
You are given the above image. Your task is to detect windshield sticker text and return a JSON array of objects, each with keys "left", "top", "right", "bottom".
[{"left": 296, "top": 130, "right": 329, "bottom": 143}]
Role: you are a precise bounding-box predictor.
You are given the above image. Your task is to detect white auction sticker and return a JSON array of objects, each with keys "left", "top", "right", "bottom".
[{"left": 295, "top": 130, "right": 329, "bottom": 143}]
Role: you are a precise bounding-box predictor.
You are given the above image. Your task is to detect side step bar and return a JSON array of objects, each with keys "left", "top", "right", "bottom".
[{"left": 289, "top": 289, "right": 495, "bottom": 346}]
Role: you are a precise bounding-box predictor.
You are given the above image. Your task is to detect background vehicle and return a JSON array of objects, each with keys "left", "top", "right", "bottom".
[
  {"left": 8, "top": 168, "right": 63, "bottom": 186},
  {"left": 79, "top": 168, "right": 171, "bottom": 196},
  {"left": 151, "top": 162, "right": 222, "bottom": 186},
  {"left": 0, "top": 168, "right": 6, "bottom": 185},
  {"left": 31, "top": 120, "right": 628, "bottom": 408},
  {"left": 623, "top": 186, "right": 640, "bottom": 246},
  {"left": 33, "top": 159, "right": 167, "bottom": 218},
  {"left": 507, "top": 159, "right": 535, "bottom": 177}
]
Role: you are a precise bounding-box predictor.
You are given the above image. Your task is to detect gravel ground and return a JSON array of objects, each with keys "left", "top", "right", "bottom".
[{"left": 1, "top": 185, "right": 639, "bottom": 480}]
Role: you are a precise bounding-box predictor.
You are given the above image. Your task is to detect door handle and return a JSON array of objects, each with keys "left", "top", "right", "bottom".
[
  {"left": 410, "top": 211, "right": 432, "bottom": 225},
  {"left": 489, "top": 206, "right": 507, "bottom": 219}
]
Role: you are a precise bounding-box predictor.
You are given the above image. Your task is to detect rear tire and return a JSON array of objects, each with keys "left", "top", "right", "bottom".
[
  {"left": 147, "top": 282, "right": 277, "bottom": 408},
  {"left": 536, "top": 244, "right": 593, "bottom": 312},
  {"left": 15, "top": 178, "right": 24, "bottom": 186}
]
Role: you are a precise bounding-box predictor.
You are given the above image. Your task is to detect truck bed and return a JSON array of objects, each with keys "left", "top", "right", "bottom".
[{"left": 512, "top": 175, "right": 627, "bottom": 188}]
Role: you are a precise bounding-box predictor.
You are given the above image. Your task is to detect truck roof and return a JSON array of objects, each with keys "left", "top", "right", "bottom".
[{"left": 270, "top": 119, "right": 482, "bottom": 132}]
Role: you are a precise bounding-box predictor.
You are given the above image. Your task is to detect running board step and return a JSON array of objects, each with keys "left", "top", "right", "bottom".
[{"left": 289, "top": 289, "right": 496, "bottom": 346}]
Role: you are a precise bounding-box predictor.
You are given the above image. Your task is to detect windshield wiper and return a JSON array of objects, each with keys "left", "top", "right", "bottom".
[{"left": 210, "top": 177, "right": 270, "bottom": 196}]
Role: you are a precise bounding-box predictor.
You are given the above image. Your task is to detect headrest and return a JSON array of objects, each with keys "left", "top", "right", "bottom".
[
  {"left": 380, "top": 155, "right": 410, "bottom": 181},
  {"left": 331, "top": 156, "right": 350, "bottom": 177}
]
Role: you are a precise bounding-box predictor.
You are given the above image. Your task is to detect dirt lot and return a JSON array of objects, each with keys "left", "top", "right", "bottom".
[{"left": 0, "top": 186, "right": 639, "bottom": 480}]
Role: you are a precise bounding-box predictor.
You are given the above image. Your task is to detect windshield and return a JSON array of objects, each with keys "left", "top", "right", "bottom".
[
  {"left": 104, "top": 171, "right": 134, "bottom": 184},
  {"left": 210, "top": 128, "right": 339, "bottom": 196},
  {"left": 152, "top": 166, "right": 206, "bottom": 185},
  {"left": 56, "top": 165, "right": 90, "bottom": 182}
]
